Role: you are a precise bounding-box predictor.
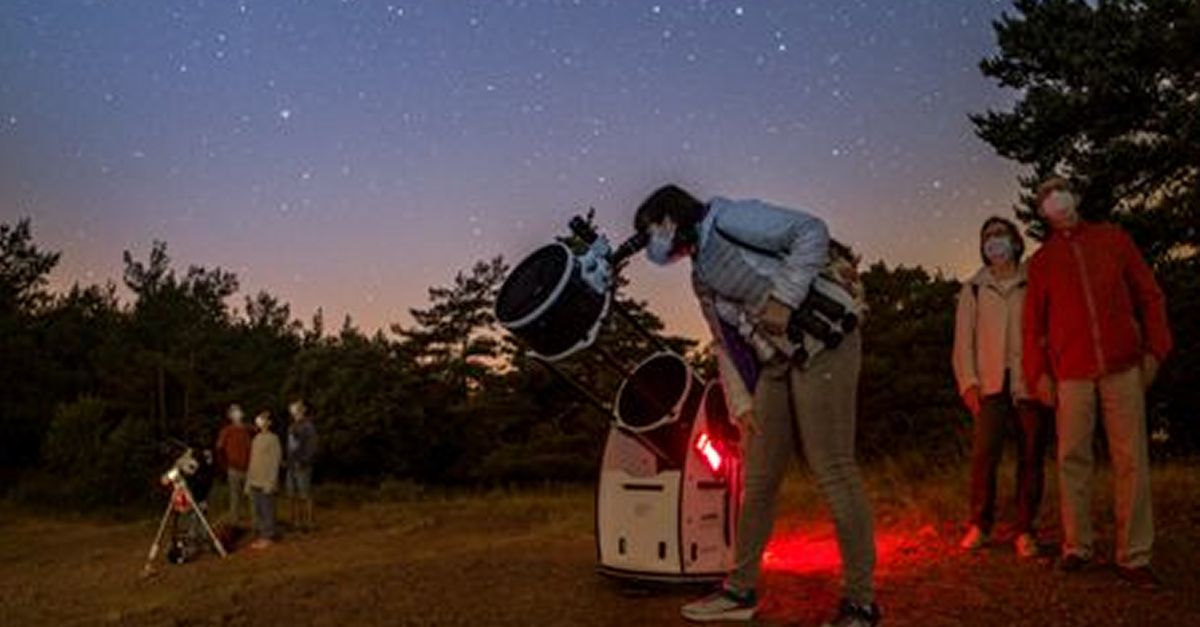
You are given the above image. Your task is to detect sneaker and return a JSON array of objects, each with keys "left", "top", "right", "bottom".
[
  {"left": 1117, "top": 565, "right": 1162, "bottom": 590},
  {"left": 822, "top": 598, "right": 882, "bottom": 627},
  {"left": 680, "top": 586, "right": 757, "bottom": 622},
  {"left": 1014, "top": 533, "right": 1040, "bottom": 559},
  {"left": 959, "top": 525, "right": 989, "bottom": 551},
  {"left": 1058, "top": 553, "right": 1090, "bottom": 572}
]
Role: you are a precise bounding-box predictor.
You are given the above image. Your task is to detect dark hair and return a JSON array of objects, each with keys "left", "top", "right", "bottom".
[
  {"left": 633, "top": 184, "right": 704, "bottom": 234},
  {"left": 979, "top": 216, "right": 1025, "bottom": 264}
]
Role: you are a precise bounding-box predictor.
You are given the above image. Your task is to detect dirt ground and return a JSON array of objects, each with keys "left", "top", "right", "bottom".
[{"left": 2, "top": 463, "right": 1199, "bottom": 627}]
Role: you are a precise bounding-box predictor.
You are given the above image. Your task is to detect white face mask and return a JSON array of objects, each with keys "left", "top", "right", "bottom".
[
  {"left": 229, "top": 406, "right": 244, "bottom": 423},
  {"left": 1042, "top": 190, "right": 1077, "bottom": 222},
  {"left": 644, "top": 222, "right": 677, "bottom": 266},
  {"left": 983, "top": 236, "right": 1014, "bottom": 264}
]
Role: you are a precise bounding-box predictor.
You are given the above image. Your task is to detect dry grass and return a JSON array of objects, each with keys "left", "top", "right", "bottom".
[{"left": 1, "top": 459, "right": 1198, "bottom": 626}]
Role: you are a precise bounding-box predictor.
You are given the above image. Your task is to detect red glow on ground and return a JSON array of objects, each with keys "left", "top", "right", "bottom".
[
  {"left": 695, "top": 432, "right": 723, "bottom": 472},
  {"left": 762, "top": 523, "right": 923, "bottom": 575}
]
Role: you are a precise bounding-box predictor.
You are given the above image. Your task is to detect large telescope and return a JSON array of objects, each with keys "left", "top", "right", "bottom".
[{"left": 494, "top": 212, "right": 741, "bottom": 583}]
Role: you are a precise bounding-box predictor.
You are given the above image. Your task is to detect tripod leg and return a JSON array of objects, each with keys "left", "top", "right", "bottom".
[
  {"left": 142, "top": 499, "right": 175, "bottom": 574},
  {"left": 182, "top": 484, "right": 228, "bottom": 558}
]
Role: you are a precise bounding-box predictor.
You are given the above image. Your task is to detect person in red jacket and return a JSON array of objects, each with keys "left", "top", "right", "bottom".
[
  {"left": 1023, "top": 176, "right": 1172, "bottom": 588},
  {"left": 215, "top": 404, "right": 253, "bottom": 525}
]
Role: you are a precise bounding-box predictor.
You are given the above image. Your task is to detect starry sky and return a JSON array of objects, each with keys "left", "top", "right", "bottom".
[{"left": 1, "top": 0, "right": 1024, "bottom": 341}]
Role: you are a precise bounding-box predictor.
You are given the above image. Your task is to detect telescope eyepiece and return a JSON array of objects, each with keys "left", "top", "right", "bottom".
[{"left": 612, "top": 231, "right": 649, "bottom": 265}]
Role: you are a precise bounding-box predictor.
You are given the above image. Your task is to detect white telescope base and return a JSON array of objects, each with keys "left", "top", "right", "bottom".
[{"left": 594, "top": 420, "right": 739, "bottom": 583}]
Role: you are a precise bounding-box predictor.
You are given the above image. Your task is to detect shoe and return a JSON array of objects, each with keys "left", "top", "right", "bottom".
[
  {"left": 959, "top": 525, "right": 989, "bottom": 551},
  {"left": 822, "top": 598, "right": 882, "bottom": 627},
  {"left": 1014, "top": 533, "right": 1040, "bottom": 559},
  {"left": 680, "top": 586, "right": 757, "bottom": 622},
  {"left": 249, "top": 538, "right": 273, "bottom": 550},
  {"left": 1117, "top": 565, "right": 1162, "bottom": 590},
  {"left": 1058, "top": 553, "right": 1090, "bottom": 572}
]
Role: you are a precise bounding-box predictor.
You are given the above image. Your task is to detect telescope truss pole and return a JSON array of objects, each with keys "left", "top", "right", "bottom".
[
  {"left": 528, "top": 353, "right": 673, "bottom": 464},
  {"left": 609, "top": 300, "right": 672, "bottom": 354},
  {"left": 530, "top": 354, "right": 618, "bottom": 423}
]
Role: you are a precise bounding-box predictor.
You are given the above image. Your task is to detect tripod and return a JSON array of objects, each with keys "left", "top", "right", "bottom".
[{"left": 142, "top": 479, "right": 227, "bottom": 576}]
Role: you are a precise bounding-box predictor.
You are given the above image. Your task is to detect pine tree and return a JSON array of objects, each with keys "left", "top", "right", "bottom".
[{"left": 972, "top": 0, "right": 1200, "bottom": 259}]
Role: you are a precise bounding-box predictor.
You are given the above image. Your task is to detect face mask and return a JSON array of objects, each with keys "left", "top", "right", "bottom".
[
  {"left": 1042, "top": 190, "right": 1077, "bottom": 221},
  {"left": 983, "top": 236, "right": 1013, "bottom": 264},
  {"left": 229, "top": 407, "right": 244, "bottom": 423},
  {"left": 645, "top": 223, "right": 677, "bottom": 266}
]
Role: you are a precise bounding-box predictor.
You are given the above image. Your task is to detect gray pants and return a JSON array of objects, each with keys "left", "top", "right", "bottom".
[
  {"left": 227, "top": 469, "right": 246, "bottom": 523},
  {"left": 250, "top": 487, "right": 276, "bottom": 540},
  {"left": 728, "top": 331, "right": 876, "bottom": 604}
]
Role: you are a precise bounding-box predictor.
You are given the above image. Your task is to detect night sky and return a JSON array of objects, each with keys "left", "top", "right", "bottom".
[{"left": 1, "top": 0, "right": 1023, "bottom": 341}]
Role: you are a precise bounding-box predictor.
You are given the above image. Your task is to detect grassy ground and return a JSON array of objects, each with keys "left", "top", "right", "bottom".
[{"left": 1, "top": 459, "right": 1198, "bottom": 626}]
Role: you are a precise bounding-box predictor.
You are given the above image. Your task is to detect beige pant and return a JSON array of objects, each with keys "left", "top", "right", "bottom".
[
  {"left": 1056, "top": 366, "right": 1153, "bottom": 567},
  {"left": 728, "top": 332, "right": 876, "bottom": 604}
]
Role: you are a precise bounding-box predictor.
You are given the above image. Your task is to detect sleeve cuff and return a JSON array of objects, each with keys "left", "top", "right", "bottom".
[{"left": 958, "top": 378, "right": 979, "bottom": 396}]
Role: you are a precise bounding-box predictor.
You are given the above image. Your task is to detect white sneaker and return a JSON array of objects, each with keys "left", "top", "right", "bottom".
[
  {"left": 681, "top": 587, "right": 757, "bottom": 622},
  {"left": 959, "top": 525, "right": 989, "bottom": 550},
  {"left": 1014, "top": 533, "right": 1039, "bottom": 558}
]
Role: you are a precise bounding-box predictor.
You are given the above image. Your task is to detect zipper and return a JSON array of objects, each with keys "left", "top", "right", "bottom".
[{"left": 1068, "top": 238, "right": 1107, "bottom": 375}]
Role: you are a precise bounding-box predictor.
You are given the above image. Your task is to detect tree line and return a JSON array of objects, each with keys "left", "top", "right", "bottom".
[{"left": 1, "top": 214, "right": 1195, "bottom": 509}]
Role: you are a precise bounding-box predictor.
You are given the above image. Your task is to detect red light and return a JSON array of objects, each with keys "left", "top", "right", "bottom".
[
  {"left": 695, "top": 432, "right": 723, "bottom": 472},
  {"left": 170, "top": 489, "right": 192, "bottom": 513}
]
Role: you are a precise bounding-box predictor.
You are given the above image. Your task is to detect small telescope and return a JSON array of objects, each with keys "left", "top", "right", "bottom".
[{"left": 142, "top": 443, "right": 227, "bottom": 575}]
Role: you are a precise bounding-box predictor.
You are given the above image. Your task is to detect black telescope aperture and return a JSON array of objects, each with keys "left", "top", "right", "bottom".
[
  {"left": 496, "top": 244, "right": 568, "bottom": 323},
  {"left": 616, "top": 352, "right": 689, "bottom": 431},
  {"left": 495, "top": 242, "right": 608, "bottom": 360}
]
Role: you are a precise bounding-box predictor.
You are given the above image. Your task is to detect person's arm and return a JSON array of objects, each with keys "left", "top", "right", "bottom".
[
  {"left": 244, "top": 437, "right": 258, "bottom": 494},
  {"left": 693, "top": 279, "right": 756, "bottom": 427},
  {"left": 952, "top": 282, "right": 982, "bottom": 417},
  {"left": 721, "top": 200, "right": 830, "bottom": 309},
  {"left": 1120, "top": 229, "right": 1172, "bottom": 361},
  {"left": 1022, "top": 259, "right": 1052, "bottom": 400},
  {"left": 952, "top": 282, "right": 979, "bottom": 394},
  {"left": 714, "top": 346, "right": 754, "bottom": 419}
]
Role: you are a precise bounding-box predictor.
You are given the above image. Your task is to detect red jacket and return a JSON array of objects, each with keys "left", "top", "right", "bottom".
[
  {"left": 1022, "top": 222, "right": 1172, "bottom": 389},
  {"left": 215, "top": 423, "right": 252, "bottom": 472}
]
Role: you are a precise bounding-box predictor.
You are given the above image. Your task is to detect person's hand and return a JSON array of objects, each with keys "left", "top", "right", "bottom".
[
  {"left": 1036, "top": 374, "right": 1056, "bottom": 408},
  {"left": 735, "top": 409, "right": 760, "bottom": 438},
  {"left": 1141, "top": 354, "right": 1159, "bottom": 391},
  {"left": 962, "top": 385, "right": 982, "bottom": 419},
  {"left": 758, "top": 296, "right": 791, "bottom": 337}
]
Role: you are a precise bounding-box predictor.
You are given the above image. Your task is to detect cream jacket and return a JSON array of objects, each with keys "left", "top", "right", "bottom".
[
  {"left": 952, "top": 263, "right": 1030, "bottom": 400},
  {"left": 246, "top": 431, "right": 282, "bottom": 494}
]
